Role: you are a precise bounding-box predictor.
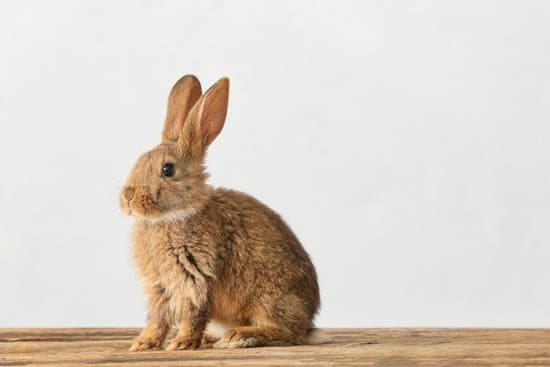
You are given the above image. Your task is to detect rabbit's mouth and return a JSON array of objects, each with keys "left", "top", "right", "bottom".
[
  {"left": 120, "top": 187, "right": 163, "bottom": 218},
  {"left": 125, "top": 202, "right": 133, "bottom": 216},
  {"left": 119, "top": 197, "right": 132, "bottom": 216}
]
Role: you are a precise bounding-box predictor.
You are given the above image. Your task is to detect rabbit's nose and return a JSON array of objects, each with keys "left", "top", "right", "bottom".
[{"left": 122, "top": 187, "right": 135, "bottom": 201}]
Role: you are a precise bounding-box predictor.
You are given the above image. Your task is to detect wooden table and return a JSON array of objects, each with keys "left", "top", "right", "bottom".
[{"left": 1, "top": 328, "right": 549, "bottom": 366}]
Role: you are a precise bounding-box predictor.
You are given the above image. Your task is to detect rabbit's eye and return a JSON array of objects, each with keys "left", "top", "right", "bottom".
[{"left": 162, "top": 163, "right": 175, "bottom": 178}]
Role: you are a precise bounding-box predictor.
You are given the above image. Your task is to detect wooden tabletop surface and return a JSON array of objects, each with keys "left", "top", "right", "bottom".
[{"left": 1, "top": 328, "right": 549, "bottom": 366}]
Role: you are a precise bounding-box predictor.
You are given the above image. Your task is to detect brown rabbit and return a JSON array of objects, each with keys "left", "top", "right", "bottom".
[{"left": 120, "top": 75, "right": 320, "bottom": 351}]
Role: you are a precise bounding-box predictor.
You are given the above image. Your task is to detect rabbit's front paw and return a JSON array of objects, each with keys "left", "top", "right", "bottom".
[
  {"left": 129, "top": 336, "right": 163, "bottom": 352},
  {"left": 165, "top": 336, "right": 201, "bottom": 351}
]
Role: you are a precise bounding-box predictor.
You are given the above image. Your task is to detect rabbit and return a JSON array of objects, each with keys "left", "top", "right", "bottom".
[{"left": 120, "top": 75, "right": 320, "bottom": 351}]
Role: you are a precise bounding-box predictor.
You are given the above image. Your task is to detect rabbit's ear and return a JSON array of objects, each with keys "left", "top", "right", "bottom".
[
  {"left": 180, "top": 77, "right": 229, "bottom": 153},
  {"left": 162, "top": 75, "right": 203, "bottom": 143}
]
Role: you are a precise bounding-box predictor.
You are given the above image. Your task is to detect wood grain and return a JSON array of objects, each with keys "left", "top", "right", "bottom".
[{"left": 1, "top": 328, "right": 549, "bottom": 366}]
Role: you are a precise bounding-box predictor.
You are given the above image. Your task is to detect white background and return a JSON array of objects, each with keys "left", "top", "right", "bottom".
[{"left": 1, "top": 1, "right": 549, "bottom": 327}]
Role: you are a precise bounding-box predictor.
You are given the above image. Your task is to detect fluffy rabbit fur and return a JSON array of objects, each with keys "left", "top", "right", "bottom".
[{"left": 120, "top": 75, "right": 320, "bottom": 351}]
